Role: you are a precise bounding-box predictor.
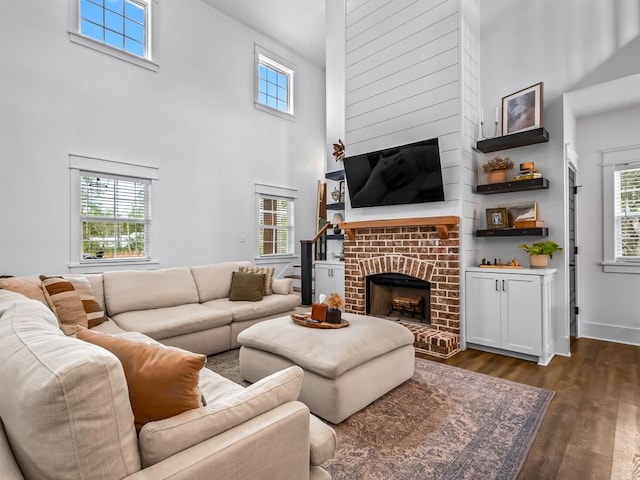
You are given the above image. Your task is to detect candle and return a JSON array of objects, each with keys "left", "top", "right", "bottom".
[
  {"left": 495, "top": 106, "right": 499, "bottom": 124},
  {"left": 480, "top": 108, "right": 484, "bottom": 124}
]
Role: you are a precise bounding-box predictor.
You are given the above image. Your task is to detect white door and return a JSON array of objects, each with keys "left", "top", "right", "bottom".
[
  {"left": 315, "top": 264, "right": 332, "bottom": 303},
  {"left": 465, "top": 272, "right": 501, "bottom": 347},
  {"left": 501, "top": 274, "right": 542, "bottom": 355}
]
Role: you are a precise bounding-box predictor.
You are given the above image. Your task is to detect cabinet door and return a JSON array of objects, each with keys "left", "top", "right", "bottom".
[
  {"left": 315, "top": 264, "right": 332, "bottom": 303},
  {"left": 332, "top": 265, "right": 345, "bottom": 298},
  {"left": 465, "top": 272, "right": 501, "bottom": 347},
  {"left": 501, "top": 274, "right": 542, "bottom": 355}
]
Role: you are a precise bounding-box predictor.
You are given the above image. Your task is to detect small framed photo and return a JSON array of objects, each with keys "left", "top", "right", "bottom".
[
  {"left": 502, "top": 82, "right": 543, "bottom": 136},
  {"left": 486, "top": 207, "right": 509, "bottom": 229},
  {"left": 339, "top": 180, "right": 345, "bottom": 203}
]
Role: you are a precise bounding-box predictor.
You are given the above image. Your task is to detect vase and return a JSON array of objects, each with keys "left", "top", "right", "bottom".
[
  {"left": 326, "top": 308, "right": 342, "bottom": 324},
  {"left": 488, "top": 170, "right": 508, "bottom": 184},
  {"left": 529, "top": 254, "right": 548, "bottom": 268}
]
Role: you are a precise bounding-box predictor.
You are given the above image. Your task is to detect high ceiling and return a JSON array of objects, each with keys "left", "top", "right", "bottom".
[{"left": 200, "top": 0, "right": 326, "bottom": 67}]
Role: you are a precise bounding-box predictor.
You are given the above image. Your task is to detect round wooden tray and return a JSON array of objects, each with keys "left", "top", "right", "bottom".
[{"left": 290, "top": 314, "right": 349, "bottom": 329}]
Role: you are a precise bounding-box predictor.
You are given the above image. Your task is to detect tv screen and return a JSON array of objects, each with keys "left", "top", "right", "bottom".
[{"left": 343, "top": 138, "right": 445, "bottom": 208}]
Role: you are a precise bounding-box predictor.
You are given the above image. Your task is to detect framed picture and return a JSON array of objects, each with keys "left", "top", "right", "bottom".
[
  {"left": 486, "top": 207, "right": 509, "bottom": 229},
  {"left": 505, "top": 202, "right": 537, "bottom": 227},
  {"left": 339, "top": 180, "right": 345, "bottom": 203},
  {"left": 502, "top": 82, "right": 543, "bottom": 136}
]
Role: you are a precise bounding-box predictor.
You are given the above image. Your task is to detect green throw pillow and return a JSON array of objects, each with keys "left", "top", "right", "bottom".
[{"left": 229, "top": 272, "right": 265, "bottom": 302}]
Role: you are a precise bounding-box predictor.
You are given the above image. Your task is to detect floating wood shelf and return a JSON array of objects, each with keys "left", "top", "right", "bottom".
[
  {"left": 476, "top": 178, "right": 549, "bottom": 194},
  {"left": 325, "top": 170, "right": 344, "bottom": 181},
  {"left": 475, "top": 228, "right": 548, "bottom": 237},
  {"left": 476, "top": 128, "right": 549, "bottom": 153},
  {"left": 340, "top": 216, "right": 460, "bottom": 241},
  {"left": 326, "top": 202, "right": 345, "bottom": 210}
]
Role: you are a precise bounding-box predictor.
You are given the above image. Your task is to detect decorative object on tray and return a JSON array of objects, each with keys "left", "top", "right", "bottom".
[
  {"left": 485, "top": 207, "right": 509, "bottom": 229},
  {"left": 482, "top": 156, "right": 514, "bottom": 184},
  {"left": 479, "top": 258, "right": 523, "bottom": 269},
  {"left": 502, "top": 82, "right": 543, "bottom": 136},
  {"left": 290, "top": 313, "right": 350, "bottom": 329},
  {"left": 513, "top": 161, "right": 542, "bottom": 181},
  {"left": 332, "top": 139, "right": 345, "bottom": 163},
  {"left": 518, "top": 240, "right": 563, "bottom": 268},
  {"left": 311, "top": 303, "right": 328, "bottom": 322},
  {"left": 325, "top": 292, "right": 345, "bottom": 324}
]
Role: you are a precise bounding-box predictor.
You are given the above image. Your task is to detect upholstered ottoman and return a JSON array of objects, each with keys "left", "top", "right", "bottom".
[{"left": 237, "top": 313, "right": 415, "bottom": 424}]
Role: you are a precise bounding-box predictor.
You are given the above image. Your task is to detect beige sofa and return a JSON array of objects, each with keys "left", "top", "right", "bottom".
[
  {"left": 8, "top": 261, "right": 301, "bottom": 356},
  {"left": 0, "top": 289, "right": 337, "bottom": 480}
]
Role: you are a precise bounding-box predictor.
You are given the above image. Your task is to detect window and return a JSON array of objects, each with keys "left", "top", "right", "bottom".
[
  {"left": 79, "top": 0, "right": 148, "bottom": 57},
  {"left": 254, "top": 45, "right": 295, "bottom": 118},
  {"left": 80, "top": 173, "right": 150, "bottom": 261},
  {"left": 255, "top": 184, "right": 297, "bottom": 258},
  {"left": 614, "top": 164, "right": 640, "bottom": 260},
  {"left": 69, "top": 154, "right": 159, "bottom": 270},
  {"left": 602, "top": 145, "right": 640, "bottom": 273}
]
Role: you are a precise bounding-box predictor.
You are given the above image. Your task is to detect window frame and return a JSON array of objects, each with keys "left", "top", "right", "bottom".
[
  {"left": 69, "top": 154, "right": 160, "bottom": 272},
  {"left": 68, "top": 0, "right": 159, "bottom": 72},
  {"left": 254, "top": 45, "right": 295, "bottom": 120},
  {"left": 255, "top": 183, "right": 297, "bottom": 259},
  {"left": 602, "top": 145, "right": 640, "bottom": 274}
]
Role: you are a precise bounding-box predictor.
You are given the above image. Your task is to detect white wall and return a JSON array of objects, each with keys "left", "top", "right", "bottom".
[
  {"left": 478, "top": 0, "right": 640, "bottom": 353},
  {"left": 0, "top": 0, "right": 325, "bottom": 276},
  {"left": 575, "top": 104, "right": 640, "bottom": 345}
]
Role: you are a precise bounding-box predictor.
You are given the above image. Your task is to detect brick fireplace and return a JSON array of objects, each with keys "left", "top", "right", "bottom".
[{"left": 342, "top": 217, "right": 460, "bottom": 358}]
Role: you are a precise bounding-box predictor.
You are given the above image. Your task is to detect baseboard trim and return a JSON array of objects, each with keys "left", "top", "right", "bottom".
[{"left": 579, "top": 322, "right": 640, "bottom": 346}]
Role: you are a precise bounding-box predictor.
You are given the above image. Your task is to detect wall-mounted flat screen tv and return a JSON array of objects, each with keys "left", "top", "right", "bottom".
[{"left": 343, "top": 137, "right": 445, "bottom": 208}]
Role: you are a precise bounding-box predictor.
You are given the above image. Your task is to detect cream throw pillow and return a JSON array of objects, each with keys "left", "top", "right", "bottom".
[{"left": 238, "top": 265, "right": 275, "bottom": 295}]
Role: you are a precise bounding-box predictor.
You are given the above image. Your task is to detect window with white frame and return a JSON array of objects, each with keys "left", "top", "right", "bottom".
[
  {"left": 614, "top": 164, "right": 640, "bottom": 260},
  {"left": 80, "top": 173, "right": 150, "bottom": 260},
  {"left": 602, "top": 146, "right": 640, "bottom": 273},
  {"left": 255, "top": 184, "right": 296, "bottom": 257},
  {"left": 70, "top": 0, "right": 157, "bottom": 71},
  {"left": 69, "top": 155, "right": 158, "bottom": 268},
  {"left": 255, "top": 45, "right": 294, "bottom": 118}
]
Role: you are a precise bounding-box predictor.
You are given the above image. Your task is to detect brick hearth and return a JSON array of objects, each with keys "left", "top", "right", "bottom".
[{"left": 343, "top": 221, "right": 460, "bottom": 358}]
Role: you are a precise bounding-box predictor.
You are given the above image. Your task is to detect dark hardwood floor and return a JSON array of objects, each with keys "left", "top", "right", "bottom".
[{"left": 424, "top": 338, "right": 640, "bottom": 479}]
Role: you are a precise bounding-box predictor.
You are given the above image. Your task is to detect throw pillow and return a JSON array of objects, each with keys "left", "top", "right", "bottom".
[
  {"left": 238, "top": 265, "right": 275, "bottom": 295},
  {"left": 0, "top": 277, "right": 48, "bottom": 305},
  {"left": 75, "top": 326, "right": 206, "bottom": 429},
  {"left": 229, "top": 272, "right": 265, "bottom": 302},
  {"left": 40, "top": 275, "right": 107, "bottom": 335}
]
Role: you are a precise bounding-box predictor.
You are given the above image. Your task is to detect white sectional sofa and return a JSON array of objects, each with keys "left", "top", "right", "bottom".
[
  {"left": 6, "top": 261, "right": 301, "bottom": 356},
  {"left": 0, "top": 289, "right": 336, "bottom": 480}
]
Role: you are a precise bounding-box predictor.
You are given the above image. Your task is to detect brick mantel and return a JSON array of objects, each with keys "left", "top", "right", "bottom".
[{"left": 343, "top": 217, "right": 460, "bottom": 358}]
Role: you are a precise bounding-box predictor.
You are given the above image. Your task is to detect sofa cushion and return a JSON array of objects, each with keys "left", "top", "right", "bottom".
[
  {"left": 138, "top": 365, "right": 304, "bottom": 467},
  {"left": 190, "top": 261, "right": 252, "bottom": 302},
  {"left": 110, "top": 303, "right": 232, "bottom": 340},
  {"left": 238, "top": 265, "right": 275, "bottom": 295},
  {"left": 205, "top": 293, "right": 301, "bottom": 322},
  {"left": 309, "top": 414, "right": 338, "bottom": 466},
  {"left": 0, "top": 290, "right": 141, "bottom": 480},
  {"left": 229, "top": 272, "right": 265, "bottom": 302},
  {"left": 272, "top": 278, "right": 293, "bottom": 295},
  {"left": 103, "top": 267, "right": 200, "bottom": 316},
  {"left": 0, "top": 276, "right": 48, "bottom": 305},
  {"left": 40, "top": 275, "right": 107, "bottom": 334},
  {"left": 76, "top": 326, "right": 206, "bottom": 429}
]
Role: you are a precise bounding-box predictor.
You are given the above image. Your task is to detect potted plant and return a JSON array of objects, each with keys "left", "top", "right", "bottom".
[
  {"left": 325, "top": 292, "right": 345, "bottom": 324},
  {"left": 482, "top": 156, "right": 514, "bottom": 184},
  {"left": 518, "top": 240, "right": 563, "bottom": 268}
]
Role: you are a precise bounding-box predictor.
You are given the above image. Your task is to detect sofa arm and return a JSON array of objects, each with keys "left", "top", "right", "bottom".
[
  {"left": 139, "top": 366, "right": 304, "bottom": 467},
  {"left": 0, "top": 420, "right": 25, "bottom": 480},
  {"left": 128, "top": 402, "right": 311, "bottom": 480}
]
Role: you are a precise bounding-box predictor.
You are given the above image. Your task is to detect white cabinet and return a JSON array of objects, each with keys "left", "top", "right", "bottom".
[
  {"left": 315, "top": 261, "right": 345, "bottom": 303},
  {"left": 465, "top": 268, "right": 556, "bottom": 365}
]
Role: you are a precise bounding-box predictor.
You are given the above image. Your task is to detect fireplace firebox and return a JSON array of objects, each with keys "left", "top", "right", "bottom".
[{"left": 366, "top": 273, "right": 431, "bottom": 324}]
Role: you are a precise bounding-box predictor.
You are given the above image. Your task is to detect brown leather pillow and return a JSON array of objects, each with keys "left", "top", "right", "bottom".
[{"left": 75, "top": 326, "right": 206, "bottom": 429}]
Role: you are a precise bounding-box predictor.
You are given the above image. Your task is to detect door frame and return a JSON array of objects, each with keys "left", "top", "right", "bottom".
[{"left": 565, "top": 143, "right": 580, "bottom": 341}]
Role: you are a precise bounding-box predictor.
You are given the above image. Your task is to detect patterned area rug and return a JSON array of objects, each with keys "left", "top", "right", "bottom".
[{"left": 206, "top": 351, "right": 554, "bottom": 480}]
